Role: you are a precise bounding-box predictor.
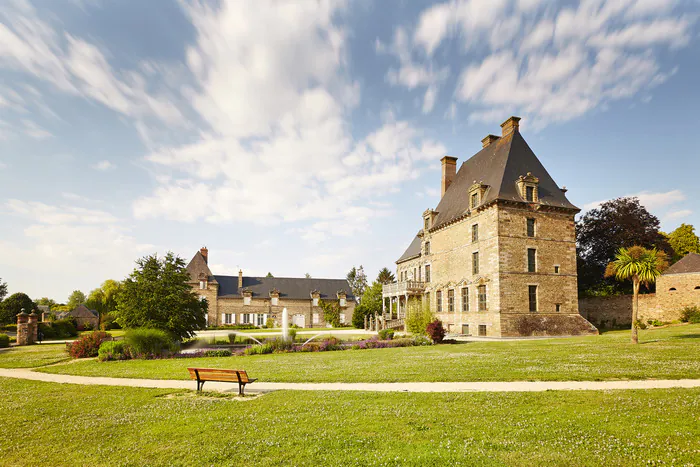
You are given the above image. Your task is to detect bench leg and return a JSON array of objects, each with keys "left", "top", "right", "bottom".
[
  {"left": 239, "top": 383, "right": 245, "bottom": 396},
  {"left": 197, "top": 380, "right": 205, "bottom": 392}
]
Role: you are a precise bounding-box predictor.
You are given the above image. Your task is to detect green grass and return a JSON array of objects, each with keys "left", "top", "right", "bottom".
[
  {"left": 37, "top": 324, "right": 700, "bottom": 383},
  {"left": 0, "top": 344, "right": 69, "bottom": 368},
  {"left": 0, "top": 378, "right": 698, "bottom": 466}
]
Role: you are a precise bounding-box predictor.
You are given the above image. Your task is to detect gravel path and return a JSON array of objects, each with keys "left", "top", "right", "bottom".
[{"left": 2, "top": 368, "right": 699, "bottom": 393}]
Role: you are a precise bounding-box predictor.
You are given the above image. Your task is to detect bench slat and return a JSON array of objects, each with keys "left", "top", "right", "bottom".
[{"left": 187, "top": 368, "right": 254, "bottom": 383}]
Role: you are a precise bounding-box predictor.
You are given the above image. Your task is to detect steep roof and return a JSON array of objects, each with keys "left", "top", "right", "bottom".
[
  {"left": 186, "top": 251, "right": 216, "bottom": 283},
  {"left": 214, "top": 275, "right": 355, "bottom": 300},
  {"left": 664, "top": 253, "right": 700, "bottom": 275},
  {"left": 431, "top": 130, "right": 578, "bottom": 230},
  {"left": 70, "top": 304, "right": 98, "bottom": 318},
  {"left": 396, "top": 234, "right": 422, "bottom": 264}
]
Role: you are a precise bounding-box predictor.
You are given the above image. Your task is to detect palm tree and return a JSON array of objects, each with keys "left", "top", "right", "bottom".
[
  {"left": 376, "top": 267, "right": 396, "bottom": 285},
  {"left": 605, "top": 246, "right": 668, "bottom": 344}
]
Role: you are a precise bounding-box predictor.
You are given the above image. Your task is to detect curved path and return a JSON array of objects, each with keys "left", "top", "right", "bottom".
[{"left": 2, "top": 368, "right": 700, "bottom": 393}]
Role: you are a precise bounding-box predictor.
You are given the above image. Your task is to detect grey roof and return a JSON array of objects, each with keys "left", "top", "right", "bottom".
[
  {"left": 664, "top": 253, "right": 700, "bottom": 275},
  {"left": 431, "top": 130, "right": 579, "bottom": 230},
  {"left": 397, "top": 235, "right": 422, "bottom": 264},
  {"left": 70, "top": 304, "right": 98, "bottom": 318},
  {"left": 214, "top": 275, "right": 355, "bottom": 300},
  {"left": 186, "top": 251, "right": 216, "bottom": 283}
]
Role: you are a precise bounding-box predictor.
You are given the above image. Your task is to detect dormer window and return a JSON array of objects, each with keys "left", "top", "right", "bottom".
[
  {"left": 241, "top": 288, "right": 253, "bottom": 305},
  {"left": 424, "top": 217, "right": 430, "bottom": 230},
  {"left": 517, "top": 173, "right": 539, "bottom": 203},
  {"left": 270, "top": 288, "right": 280, "bottom": 306},
  {"left": 471, "top": 193, "right": 478, "bottom": 208},
  {"left": 199, "top": 280, "right": 206, "bottom": 290},
  {"left": 311, "top": 290, "right": 320, "bottom": 306},
  {"left": 337, "top": 290, "right": 347, "bottom": 307},
  {"left": 468, "top": 181, "right": 488, "bottom": 210}
]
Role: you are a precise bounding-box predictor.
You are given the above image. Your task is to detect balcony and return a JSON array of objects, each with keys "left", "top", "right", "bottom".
[{"left": 382, "top": 280, "right": 426, "bottom": 297}]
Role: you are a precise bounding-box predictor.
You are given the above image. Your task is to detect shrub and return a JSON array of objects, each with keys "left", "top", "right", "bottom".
[
  {"left": 38, "top": 323, "right": 56, "bottom": 339},
  {"left": 411, "top": 336, "right": 433, "bottom": 346},
  {"left": 204, "top": 349, "right": 232, "bottom": 357},
  {"left": 67, "top": 331, "right": 112, "bottom": 358},
  {"left": 124, "top": 328, "right": 177, "bottom": 359},
  {"left": 426, "top": 319, "right": 446, "bottom": 343},
  {"left": 51, "top": 319, "right": 78, "bottom": 338},
  {"left": 378, "top": 329, "right": 395, "bottom": 340},
  {"left": 1, "top": 324, "right": 17, "bottom": 332},
  {"left": 646, "top": 319, "right": 665, "bottom": 327},
  {"left": 0, "top": 334, "right": 9, "bottom": 348},
  {"left": 245, "top": 343, "right": 274, "bottom": 355},
  {"left": 634, "top": 319, "right": 647, "bottom": 330},
  {"left": 406, "top": 299, "right": 434, "bottom": 335},
  {"left": 266, "top": 337, "right": 294, "bottom": 352},
  {"left": 265, "top": 318, "right": 275, "bottom": 329},
  {"left": 680, "top": 306, "right": 700, "bottom": 324},
  {"left": 318, "top": 337, "right": 342, "bottom": 351},
  {"left": 288, "top": 328, "right": 297, "bottom": 342},
  {"left": 227, "top": 333, "right": 237, "bottom": 344},
  {"left": 98, "top": 341, "right": 130, "bottom": 361},
  {"left": 100, "top": 313, "right": 121, "bottom": 331}
]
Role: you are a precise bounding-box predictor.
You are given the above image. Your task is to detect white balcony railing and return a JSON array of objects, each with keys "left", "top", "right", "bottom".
[{"left": 382, "top": 280, "right": 426, "bottom": 296}]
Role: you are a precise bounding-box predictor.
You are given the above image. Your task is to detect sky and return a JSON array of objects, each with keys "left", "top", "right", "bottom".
[{"left": 1, "top": 0, "right": 699, "bottom": 302}]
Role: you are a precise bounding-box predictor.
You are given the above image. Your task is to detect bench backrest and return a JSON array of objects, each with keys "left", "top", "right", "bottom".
[{"left": 187, "top": 368, "right": 252, "bottom": 383}]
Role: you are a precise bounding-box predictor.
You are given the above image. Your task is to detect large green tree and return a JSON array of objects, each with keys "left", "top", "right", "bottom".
[
  {"left": 376, "top": 267, "right": 395, "bottom": 285},
  {"left": 66, "top": 290, "right": 86, "bottom": 309},
  {"left": 0, "top": 278, "right": 7, "bottom": 302},
  {"left": 351, "top": 281, "right": 382, "bottom": 329},
  {"left": 606, "top": 246, "right": 668, "bottom": 344},
  {"left": 0, "top": 293, "right": 37, "bottom": 325},
  {"left": 114, "top": 252, "right": 207, "bottom": 340},
  {"left": 35, "top": 297, "right": 57, "bottom": 309},
  {"left": 577, "top": 197, "right": 671, "bottom": 295},
  {"left": 346, "top": 266, "right": 368, "bottom": 301},
  {"left": 667, "top": 223, "right": 700, "bottom": 262}
]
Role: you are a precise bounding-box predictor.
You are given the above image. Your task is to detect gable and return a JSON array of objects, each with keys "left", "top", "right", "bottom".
[{"left": 664, "top": 253, "right": 700, "bottom": 275}]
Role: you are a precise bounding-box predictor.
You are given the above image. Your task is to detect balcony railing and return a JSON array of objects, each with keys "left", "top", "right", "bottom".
[{"left": 382, "top": 280, "right": 426, "bottom": 296}]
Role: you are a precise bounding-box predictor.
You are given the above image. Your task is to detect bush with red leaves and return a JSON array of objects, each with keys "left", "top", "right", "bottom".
[
  {"left": 426, "top": 319, "right": 446, "bottom": 343},
  {"left": 67, "top": 331, "right": 112, "bottom": 359}
]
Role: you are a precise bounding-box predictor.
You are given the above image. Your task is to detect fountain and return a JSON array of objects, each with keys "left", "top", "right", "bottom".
[{"left": 282, "top": 307, "right": 289, "bottom": 341}]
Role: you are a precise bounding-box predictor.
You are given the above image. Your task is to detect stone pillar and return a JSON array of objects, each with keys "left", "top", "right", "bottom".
[
  {"left": 382, "top": 297, "right": 385, "bottom": 316},
  {"left": 28, "top": 312, "right": 38, "bottom": 344},
  {"left": 16, "top": 311, "right": 29, "bottom": 346}
]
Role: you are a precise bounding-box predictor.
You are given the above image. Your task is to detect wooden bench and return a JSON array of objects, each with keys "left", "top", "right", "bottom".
[{"left": 187, "top": 368, "right": 257, "bottom": 395}]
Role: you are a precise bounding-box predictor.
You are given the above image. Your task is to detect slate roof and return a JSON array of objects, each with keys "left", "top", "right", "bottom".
[
  {"left": 397, "top": 234, "right": 422, "bottom": 264},
  {"left": 431, "top": 130, "right": 578, "bottom": 230},
  {"left": 186, "top": 251, "right": 216, "bottom": 283},
  {"left": 70, "top": 304, "right": 98, "bottom": 318},
  {"left": 664, "top": 253, "right": 700, "bottom": 275},
  {"left": 214, "top": 275, "right": 355, "bottom": 300}
]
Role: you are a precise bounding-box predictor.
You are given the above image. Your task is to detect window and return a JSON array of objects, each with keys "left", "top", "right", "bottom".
[
  {"left": 695, "top": 286, "right": 700, "bottom": 290},
  {"left": 425, "top": 241, "right": 431, "bottom": 255},
  {"left": 462, "top": 324, "right": 469, "bottom": 335},
  {"left": 527, "top": 218, "right": 536, "bottom": 237},
  {"left": 527, "top": 248, "right": 537, "bottom": 273},
  {"left": 556, "top": 303, "right": 561, "bottom": 312},
  {"left": 313, "top": 313, "right": 320, "bottom": 324},
  {"left": 529, "top": 285, "right": 538, "bottom": 312},
  {"left": 224, "top": 313, "right": 233, "bottom": 325},
  {"left": 244, "top": 296, "right": 251, "bottom": 306},
  {"left": 271, "top": 297, "right": 279, "bottom": 306},
  {"left": 257, "top": 314, "right": 265, "bottom": 326},
  {"left": 425, "top": 292, "right": 430, "bottom": 309},
  {"left": 340, "top": 298, "right": 346, "bottom": 307},
  {"left": 313, "top": 297, "right": 319, "bottom": 306},
  {"left": 199, "top": 280, "right": 206, "bottom": 290},
  {"left": 436, "top": 290, "right": 442, "bottom": 313},
  {"left": 669, "top": 288, "right": 676, "bottom": 291},
  {"left": 425, "top": 265, "right": 431, "bottom": 283},
  {"left": 471, "top": 192, "right": 479, "bottom": 208},
  {"left": 472, "top": 224, "right": 479, "bottom": 242},
  {"left": 472, "top": 252, "right": 479, "bottom": 275},
  {"left": 448, "top": 289, "right": 454, "bottom": 312},
  {"left": 526, "top": 186, "right": 535, "bottom": 202},
  {"left": 554, "top": 265, "right": 560, "bottom": 274},
  {"left": 478, "top": 324, "right": 487, "bottom": 336},
  {"left": 462, "top": 287, "right": 469, "bottom": 312},
  {"left": 478, "top": 285, "right": 487, "bottom": 311},
  {"left": 242, "top": 313, "right": 251, "bottom": 324},
  {"left": 418, "top": 267, "right": 422, "bottom": 281},
  {"left": 424, "top": 217, "right": 430, "bottom": 230}
]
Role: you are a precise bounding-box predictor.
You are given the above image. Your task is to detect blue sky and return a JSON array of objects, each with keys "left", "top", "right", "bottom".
[{"left": 1, "top": 0, "right": 699, "bottom": 301}]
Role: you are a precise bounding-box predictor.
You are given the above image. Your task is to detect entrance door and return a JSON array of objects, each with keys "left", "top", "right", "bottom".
[
  {"left": 292, "top": 314, "right": 305, "bottom": 328},
  {"left": 462, "top": 324, "right": 469, "bottom": 335}
]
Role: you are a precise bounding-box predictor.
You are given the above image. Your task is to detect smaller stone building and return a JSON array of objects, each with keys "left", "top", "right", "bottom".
[
  {"left": 187, "top": 248, "right": 356, "bottom": 327},
  {"left": 56, "top": 304, "right": 100, "bottom": 329},
  {"left": 580, "top": 253, "right": 700, "bottom": 327}
]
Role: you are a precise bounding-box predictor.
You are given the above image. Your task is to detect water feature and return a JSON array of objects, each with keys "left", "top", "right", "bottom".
[{"left": 282, "top": 307, "right": 289, "bottom": 341}]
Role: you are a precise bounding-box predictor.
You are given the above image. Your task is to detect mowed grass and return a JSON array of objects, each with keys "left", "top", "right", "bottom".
[
  {"left": 0, "top": 378, "right": 698, "bottom": 466},
  {"left": 0, "top": 344, "right": 69, "bottom": 368},
  {"left": 36, "top": 324, "right": 700, "bottom": 383}
]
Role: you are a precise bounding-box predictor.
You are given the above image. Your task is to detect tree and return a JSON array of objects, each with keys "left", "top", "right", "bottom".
[
  {"left": 351, "top": 281, "right": 382, "bottom": 328},
  {"left": 0, "top": 293, "right": 37, "bottom": 325},
  {"left": 319, "top": 299, "right": 341, "bottom": 327},
  {"left": 605, "top": 246, "right": 668, "bottom": 344},
  {"left": 405, "top": 298, "right": 434, "bottom": 335},
  {"left": 346, "top": 266, "right": 368, "bottom": 300},
  {"left": 577, "top": 197, "right": 671, "bottom": 295},
  {"left": 114, "top": 252, "right": 207, "bottom": 340},
  {"left": 86, "top": 280, "right": 122, "bottom": 328},
  {"left": 667, "top": 224, "right": 700, "bottom": 262},
  {"left": 266, "top": 272, "right": 274, "bottom": 278},
  {"left": 36, "top": 297, "right": 57, "bottom": 309},
  {"left": 376, "top": 267, "right": 395, "bottom": 285},
  {"left": 67, "top": 290, "right": 86, "bottom": 310},
  {"left": 304, "top": 273, "right": 311, "bottom": 279},
  {"left": 0, "top": 278, "right": 7, "bottom": 302}
]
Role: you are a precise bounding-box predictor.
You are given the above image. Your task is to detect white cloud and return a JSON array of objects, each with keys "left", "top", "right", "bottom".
[
  {"left": 92, "top": 160, "right": 115, "bottom": 171},
  {"left": 382, "top": 0, "right": 695, "bottom": 127},
  {"left": 664, "top": 209, "right": 692, "bottom": 221},
  {"left": 583, "top": 190, "right": 687, "bottom": 212}
]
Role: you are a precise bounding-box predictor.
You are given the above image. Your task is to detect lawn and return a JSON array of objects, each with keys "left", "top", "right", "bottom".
[
  {"left": 0, "top": 344, "right": 69, "bottom": 368},
  {"left": 36, "top": 324, "right": 700, "bottom": 383},
  {"left": 0, "top": 378, "right": 698, "bottom": 466}
]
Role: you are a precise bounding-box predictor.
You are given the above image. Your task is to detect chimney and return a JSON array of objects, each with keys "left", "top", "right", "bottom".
[
  {"left": 481, "top": 134, "right": 500, "bottom": 148},
  {"left": 500, "top": 116, "right": 521, "bottom": 137},
  {"left": 238, "top": 269, "right": 243, "bottom": 289},
  {"left": 200, "top": 247, "right": 208, "bottom": 264},
  {"left": 440, "top": 156, "right": 458, "bottom": 198}
]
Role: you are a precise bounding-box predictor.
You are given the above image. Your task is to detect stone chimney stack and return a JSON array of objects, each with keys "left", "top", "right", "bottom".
[
  {"left": 440, "top": 156, "right": 458, "bottom": 198},
  {"left": 481, "top": 134, "right": 500, "bottom": 148},
  {"left": 200, "top": 247, "right": 208, "bottom": 264},
  {"left": 500, "top": 116, "right": 521, "bottom": 137},
  {"left": 238, "top": 269, "right": 243, "bottom": 289}
]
